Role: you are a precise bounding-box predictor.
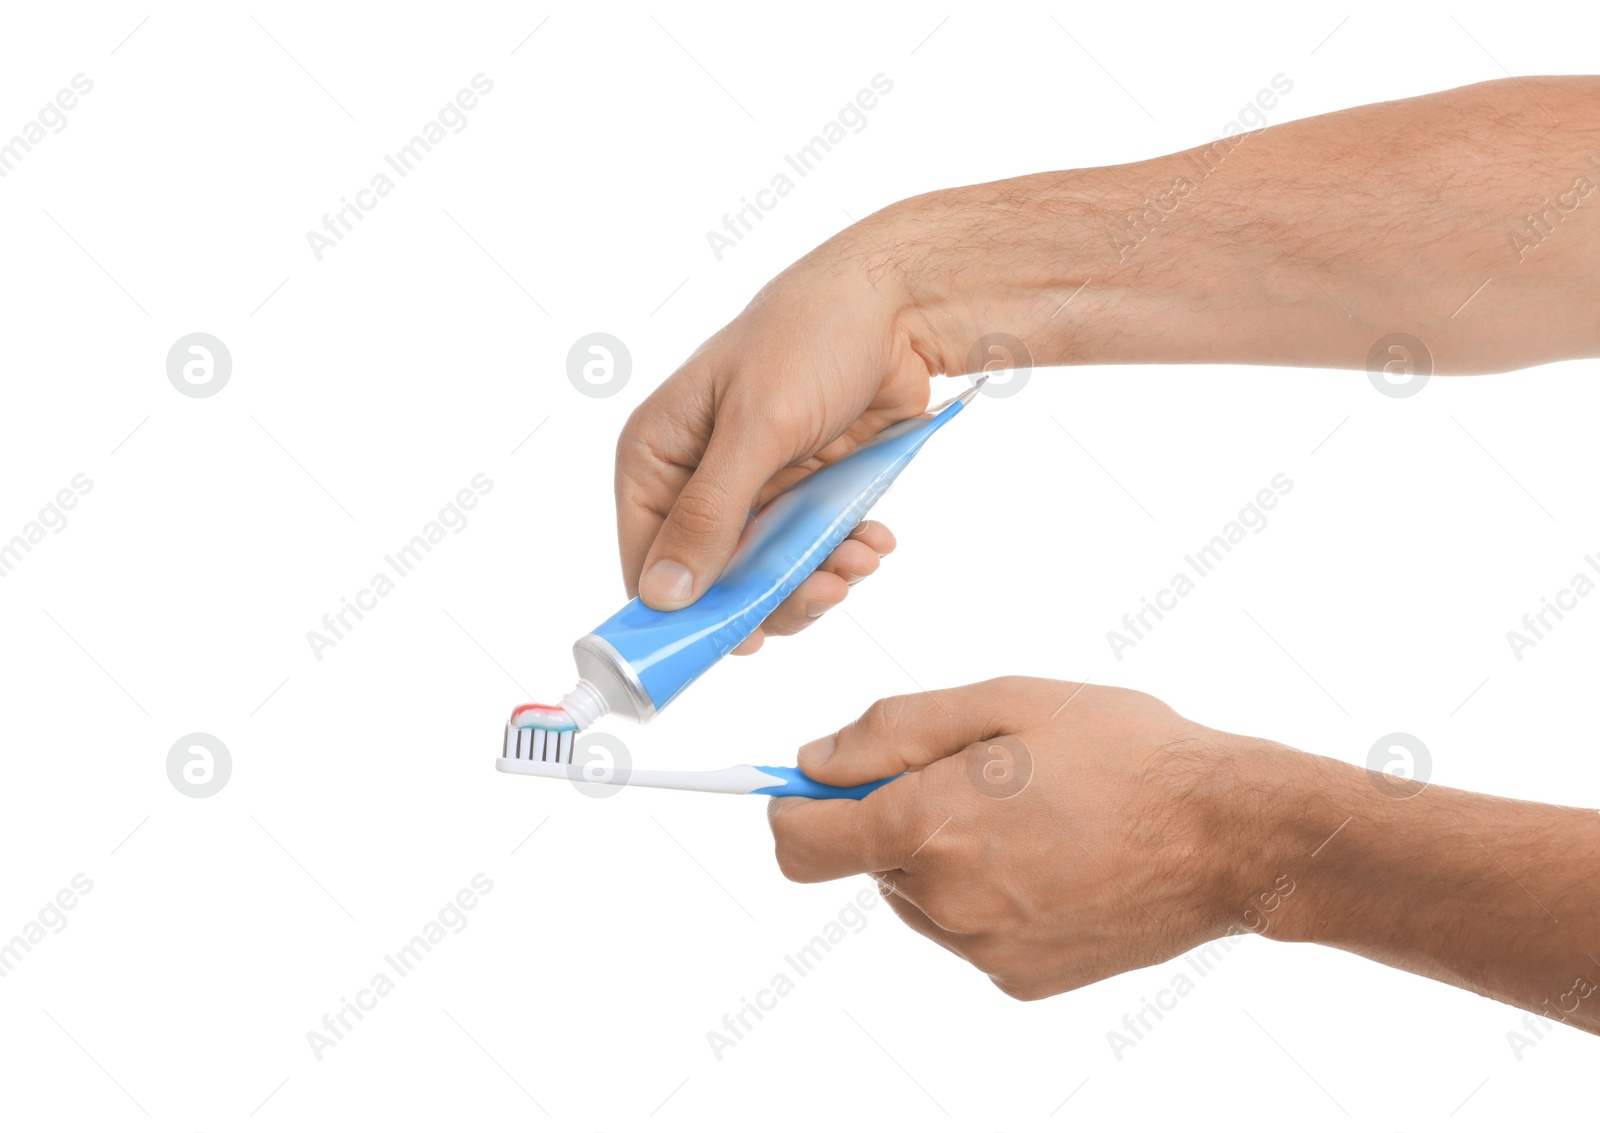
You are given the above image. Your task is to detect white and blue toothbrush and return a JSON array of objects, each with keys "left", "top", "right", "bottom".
[{"left": 497, "top": 709, "right": 896, "bottom": 799}]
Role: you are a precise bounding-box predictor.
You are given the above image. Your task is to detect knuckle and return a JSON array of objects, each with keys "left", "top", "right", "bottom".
[
  {"left": 667, "top": 479, "right": 729, "bottom": 546},
  {"left": 618, "top": 397, "right": 683, "bottom": 462},
  {"left": 614, "top": 420, "right": 663, "bottom": 499},
  {"left": 855, "top": 698, "right": 892, "bottom": 740},
  {"left": 857, "top": 695, "right": 916, "bottom": 746},
  {"left": 1102, "top": 683, "right": 1172, "bottom": 717},
  {"left": 751, "top": 395, "right": 813, "bottom": 438},
  {"left": 983, "top": 675, "right": 1062, "bottom": 719},
  {"left": 920, "top": 892, "right": 984, "bottom": 936},
  {"left": 831, "top": 541, "right": 878, "bottom": 579},
  {"left": 767, "top": 809, "right": 803, "bottom": 880},
  {"left": 860, "top": 519, "right": 896, "bottom": 550},
  {"left": 613, "top": 406, "right": 645, "bottom": 459},
  {"left": 771, "top": 839, "right": 809, "bottom": 883},
  {"left": 759, "top": 602, "right": 810, "bottom": 639},
  {"left": 875, "top": 781, "right": 947, "bottom": 871},
  {"left": 865, "top": 792, "right": 918, "bottom": 868},
  {"left": 956, "top": 934, "right": 1008, "bottom": 972},
  {"left": 990, "top": 975, "right": 1050, "bottom": 1002}
]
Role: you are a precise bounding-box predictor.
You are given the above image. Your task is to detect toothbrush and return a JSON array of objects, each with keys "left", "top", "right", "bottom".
[{"left": 500, "top": 705, "right": 897, "bottom": 799}]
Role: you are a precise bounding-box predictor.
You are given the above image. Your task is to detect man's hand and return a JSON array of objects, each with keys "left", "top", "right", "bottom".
[
  {"left": 618, "top": 76, "right": 1600, "bottom": 646},
  {"left": 614, "top": 232, "right": 935, "bottom": 651},
  {"left": 769, "top": 678, "right": 1600, "bottom": 1031},
  {"left": 767, "top": 679, "right": 1252, "bottom": 1000}
]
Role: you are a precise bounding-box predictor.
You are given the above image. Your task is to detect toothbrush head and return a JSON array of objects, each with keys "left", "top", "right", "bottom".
[{"left": 504, "top": 703, "right": 579, "bottom": 764}]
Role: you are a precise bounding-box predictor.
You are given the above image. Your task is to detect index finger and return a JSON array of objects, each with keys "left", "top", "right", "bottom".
[
  {"left": 767, "top": 779, "right": 923, "bottom": 883},
  {"left": 613, "top": 375, "right": 713, "bottom": 596}
]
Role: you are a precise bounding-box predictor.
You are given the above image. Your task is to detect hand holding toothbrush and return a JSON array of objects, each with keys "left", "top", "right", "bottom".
[
  {"left": 767, "top": 677, "right": 1600, "bottom": 1033},
  {"left": 769, "top": 679, "right": 1237, "bottom": 1001}
]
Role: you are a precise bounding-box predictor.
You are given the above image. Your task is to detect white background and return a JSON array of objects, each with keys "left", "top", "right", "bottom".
[{"left": 1, "top": 1, "right": 1596, "bottom": 1129}]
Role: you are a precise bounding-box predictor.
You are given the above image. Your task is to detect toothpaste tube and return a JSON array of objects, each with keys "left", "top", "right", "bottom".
[{"left": 529, "top": 382, "right": 983, "bottom": 729}]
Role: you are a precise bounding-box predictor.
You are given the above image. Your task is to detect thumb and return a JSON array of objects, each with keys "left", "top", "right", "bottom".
[
  {"left": 638, "top": 426, "right": 787, "bottom": 610},
  {"left": 799, "top": 679, "right": 1031, "bottom": 786}
]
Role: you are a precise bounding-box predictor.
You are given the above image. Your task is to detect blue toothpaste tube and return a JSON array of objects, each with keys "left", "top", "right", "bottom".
[{"left": 531, "top": 382, "right": 983, "bottom": 731}]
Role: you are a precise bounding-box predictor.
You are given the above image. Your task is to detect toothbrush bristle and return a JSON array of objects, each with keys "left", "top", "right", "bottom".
[
  {"left": 503, "top": 703, "right": 578, "bottom": 765},
  {"left": 503, "top": 721, "right": 577, "bottom": 764}
]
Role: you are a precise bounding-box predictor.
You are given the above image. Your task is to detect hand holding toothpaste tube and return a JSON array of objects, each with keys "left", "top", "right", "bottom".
[
  {"left": 615, "top": 236, "right": 932, "bottom": 652},
  {"left": 618, "top": 76, "right": 1600, "bottom": 650}
]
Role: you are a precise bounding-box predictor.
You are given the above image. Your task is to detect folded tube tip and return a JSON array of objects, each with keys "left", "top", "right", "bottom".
[{"left": 930, "top": 376, "right": 988, "bottom": 414}]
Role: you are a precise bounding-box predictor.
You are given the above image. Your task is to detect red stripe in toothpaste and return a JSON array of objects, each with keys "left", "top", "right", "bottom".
[{"left": 510, "top": 703, "right": 577, "bottom": 729}]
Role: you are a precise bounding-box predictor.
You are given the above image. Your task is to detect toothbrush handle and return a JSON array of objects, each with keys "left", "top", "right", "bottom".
[{"left": 750, "top": 765, "right": 900, "bottom": 800}]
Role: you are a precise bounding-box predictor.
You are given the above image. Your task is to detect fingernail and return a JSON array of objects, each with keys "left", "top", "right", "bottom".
[
  {"left": 805, "top": 600, "right": 838, "bottom": 619},
  {"left": 799, "top": 734, "right": 835, "bottom": 766},
  {"left": 642, "top": 560, "right": 694, "bottom": 606}
]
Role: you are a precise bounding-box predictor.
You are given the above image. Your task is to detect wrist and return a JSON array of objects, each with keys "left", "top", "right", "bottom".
[
  {"left": 862, "top": 175, "right": 1116, "bottom": 376},
  {"left": 865, "top": 163, "right": 1317, "bottom": 377},
  {"left": 1213, "top": 742, "right": 1455, "bottom": 952},
  {"left": 1188, "top": 738, "right": 1368, "bottom": 945}
]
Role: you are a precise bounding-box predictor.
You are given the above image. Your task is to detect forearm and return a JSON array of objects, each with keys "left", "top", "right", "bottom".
[
  {"left": 866, "top": 76, "right": 1600, "bottom": 375},
  {"left": 1233, "top": 744, "right": 1600, "bottom": 1032}
]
